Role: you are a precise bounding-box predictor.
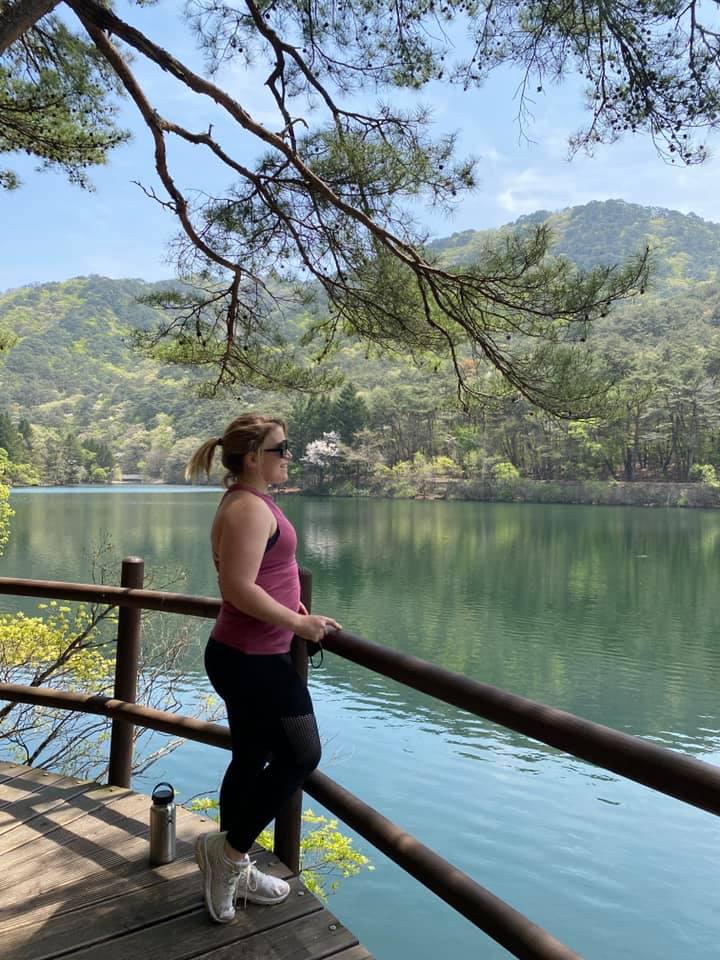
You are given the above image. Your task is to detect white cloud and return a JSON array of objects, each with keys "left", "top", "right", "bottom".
[
  {"left": 489, "top": 141, "right": 720, "bottom": 226},
  {"left": 495, "top": 167, "right": 597, "bottom": 214}
]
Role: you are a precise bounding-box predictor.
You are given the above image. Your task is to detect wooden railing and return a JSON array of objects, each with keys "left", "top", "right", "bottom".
[{"left": 2, "top": 561, "right": 720, "bottom": 960}]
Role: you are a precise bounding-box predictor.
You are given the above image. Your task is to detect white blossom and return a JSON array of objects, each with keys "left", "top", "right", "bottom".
[{"left": 302, "top": 432, "right": 342, "bottom": 467}]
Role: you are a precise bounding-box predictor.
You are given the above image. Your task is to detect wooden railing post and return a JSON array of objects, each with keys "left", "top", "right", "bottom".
[
  {"left": 107, "top": 556, "right": 144, "bottom": 788},
  {"left": 273, "top": 566, "right": 312, "bottom": 874}
]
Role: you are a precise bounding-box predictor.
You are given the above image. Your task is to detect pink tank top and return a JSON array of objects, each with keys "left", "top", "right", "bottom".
[{"left": 212, "top": 484, "right": 300, "bottom": 654}]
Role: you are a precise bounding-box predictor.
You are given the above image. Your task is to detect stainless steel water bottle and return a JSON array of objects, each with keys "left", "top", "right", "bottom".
[{"left": 149, "top": 781, "right": 176, "bottom": 865}]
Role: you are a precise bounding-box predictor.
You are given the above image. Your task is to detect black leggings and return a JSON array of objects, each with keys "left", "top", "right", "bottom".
[{"left": 204, "top": 636, "right": 322, "bottom": 853}]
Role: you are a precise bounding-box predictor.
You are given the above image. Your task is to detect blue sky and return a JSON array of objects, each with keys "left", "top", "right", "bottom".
[{"left": 3, "top": 2, "right": 720, "bottom": 292}]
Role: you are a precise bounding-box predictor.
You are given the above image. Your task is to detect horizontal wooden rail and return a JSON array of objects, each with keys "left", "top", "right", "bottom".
[
  {"left": 0, "top": 682, "right": 231, "bottom": 748},
  {"left": 0, "top": 682, "right": 579, "bottom": 960},
  {"left": 305, "top": 769, "right": 579, "bottom": 960},
  {"left": 2, "top": 575, "right": 719, "bottom": 817},
  {"left": 0, "top": 576, "right": 221, "bottom": 618},
  {"left": 321, "top": 629, "right": 720, "bottom": 818}
]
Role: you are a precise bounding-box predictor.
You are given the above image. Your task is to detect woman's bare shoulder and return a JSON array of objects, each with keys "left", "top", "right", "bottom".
[
  {"left": 220, "top": 488, "right": 269, "bottom": 511},
  {"left": 215, "top": 489, "right": 274, "bottom": 529},
  {"left": 211, "top": 491, "right": 274, "bottom": 566}
]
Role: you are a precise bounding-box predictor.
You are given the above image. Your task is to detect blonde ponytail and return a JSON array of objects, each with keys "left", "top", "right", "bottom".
[{"left": 185, "top": 437, "right": 222, "bottom": 482}]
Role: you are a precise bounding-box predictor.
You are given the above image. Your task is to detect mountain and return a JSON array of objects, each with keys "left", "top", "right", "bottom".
[
  {"left": 1, "top": 199, "right": 720, "bottom": 483},
  {"left": 0, "top": 275, "right": 232, "bottom": 433},
  {"left": 431, "top": 199, "right": 720, "bottom": 292}
]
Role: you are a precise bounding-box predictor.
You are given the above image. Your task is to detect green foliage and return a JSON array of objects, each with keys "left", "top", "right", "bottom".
[
  {"left": 327, "top": 383, "right": 368, "bottom": 447},
  {"left": 0, "top": 13, "right": 129, "bottom": 189},
  {"left": 187, "top": 798, "right": 372, "bottom": 901},
  {"left": 0, "top": 409, "right": 23, "bottom": 459},
  {"left": 276, "top": 809, "right": 373, "bottom": 901},
  {"left": 0, "top": 538, "right": 218, "bottom": 775},
  {"left": 0, "top": 595, "right": 118, "bottom": 772},
  {"left": 689, "top": 464, "right": 720, "bottom": 488},
  {"left": 0, "top": 601, "right": 113, "bottom": 686},
  {"left": 287, "top": 394, "right": 329, "bottom": 467},
  {"left": 0, "top": 447, "right": 41, "bottom": 485},
  {"left": 492, "top": 462, "right": 521, "bottom": 483},
  {"left": 0, "top": 479, "right": 12, "bottom": 555}
]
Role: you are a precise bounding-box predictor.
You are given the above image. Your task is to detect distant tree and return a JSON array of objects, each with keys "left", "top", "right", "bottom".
[
  {"left": 117, "top": 428, "right": 151, "bottom": 475},
  {"left": 288, "top": 395, "right": 329, "bottom": 461},
  {"left": 6, "top": 1, "right": 720, "bottom": 411},
  {"left": 329, "top": 384, "right": 367, "bottom": 447},
  {"left": 61, "top": 431, "right": 84, "bottom": 484},
  {"left": 142, "top": 414, "right": 176, "bottom": 480},
  {"left": 16, "top": 417, "right": 33, "bottom": 450},
  {"left": 83, "top": 438, "right": 114, "bottom": 473},
  {"left": 301, "top": 431, "right": 343, "bottom": 489},
  {"left": 366, "top": 380, "right": 451, "bottom": 465},
  {"left": 162, "top": 436, "right": 209, "bottom": 484},
  {"left": 0, "top": 410, "right": 23, "bottom": 461}
]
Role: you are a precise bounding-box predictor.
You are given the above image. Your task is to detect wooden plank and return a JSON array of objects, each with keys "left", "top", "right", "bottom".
[
  {"left": 0, "top": 761, "right": 29, "bottom": 784},
  {"left": 0, "top": 805, "right": 276, "bottom": 931},
  {"left": 0, "top": 779, "right": 98, "bottom": 838},
  {"left": 5, "top": 847, "right": 301, "bottom": 960},
  {"left": 0, "top": 850, "right": 199, "bottom": 932},
  {"left": 0, "top": 800, "right": 215, "bottom": 908},
  {"left": 327, "top": 946, "right": 375, "bottom": 959},
  {"left": 0, "top": 782, "right": 134, "bottom": 856},
  {"left": 0, "top": 766, "right": 78, "bottom": 809},
  {"left": 6, "top": 862, "right": 208, "bottom": 960},
  {"left": 0, "top": 770, "right": 371, "bottom": 960},
  {"left": 193, "top": 908, "right": 360, "bottom": 960},
  {"left": 0, "top": 788, "right": 146, "bottom": 863},
  {"left": 42, "top": 881, "right": 323, "bottom": 960}
]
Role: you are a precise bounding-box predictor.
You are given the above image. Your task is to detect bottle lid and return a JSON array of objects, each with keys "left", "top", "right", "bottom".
[{"left": 151, "top": 782, "right": 175, "bottom": 805}]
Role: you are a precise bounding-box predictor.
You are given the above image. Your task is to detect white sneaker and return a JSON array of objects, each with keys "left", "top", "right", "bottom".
[
  {"left": 195, "top": 831, "right": 242, "bottom": 923},
  {"left": 237, "top": 855, "right": 291, "bottom": 907}
]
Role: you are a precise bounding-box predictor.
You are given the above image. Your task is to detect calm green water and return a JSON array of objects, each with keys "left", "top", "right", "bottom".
[{"left": 2, "top": 488, "right": 720, "bottom": 959}]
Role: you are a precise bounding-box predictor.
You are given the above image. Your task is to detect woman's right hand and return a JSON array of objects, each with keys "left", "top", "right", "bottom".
[{"left": 293, "top": 613, "right": 341, "bottom": 643}]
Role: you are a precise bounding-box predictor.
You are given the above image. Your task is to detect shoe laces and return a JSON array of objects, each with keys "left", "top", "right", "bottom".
[{"left": 241, "top": 858, "right": 258, "bottom": 909}]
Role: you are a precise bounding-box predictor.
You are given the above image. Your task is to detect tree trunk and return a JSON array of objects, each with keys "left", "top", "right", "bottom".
[
  {"left": 623, "top": 446, "right": 634, "bottom": 481},
  {"left": 0, "top": 0, "right": 61, "bottom": 54}
]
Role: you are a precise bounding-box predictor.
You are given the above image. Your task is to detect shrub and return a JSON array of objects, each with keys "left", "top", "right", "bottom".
[{"left": 689, "top": 464, "right": 720, "bottom": 488}]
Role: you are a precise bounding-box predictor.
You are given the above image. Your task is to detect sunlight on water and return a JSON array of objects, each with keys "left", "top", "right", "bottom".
[{"left": 2, "top": 489, "right": 720, "bottom": 959}]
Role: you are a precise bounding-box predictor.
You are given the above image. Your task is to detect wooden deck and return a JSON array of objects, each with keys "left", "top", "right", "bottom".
[{"left": 0, "top": 761, "right": 371, "bottom": 960}]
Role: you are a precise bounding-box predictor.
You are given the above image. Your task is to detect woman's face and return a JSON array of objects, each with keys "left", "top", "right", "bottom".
[{"left": 257, "top": 424, "right": 292, "bottom": 486}]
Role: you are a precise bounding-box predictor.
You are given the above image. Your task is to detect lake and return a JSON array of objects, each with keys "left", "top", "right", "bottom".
[{"left": 1, "top": 487, "right": 719, "bottom": 959}]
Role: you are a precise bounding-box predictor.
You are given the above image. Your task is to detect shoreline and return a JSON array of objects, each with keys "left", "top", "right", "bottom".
[{"left": 6, "top": 479, "right": 720, "bottom": 508}]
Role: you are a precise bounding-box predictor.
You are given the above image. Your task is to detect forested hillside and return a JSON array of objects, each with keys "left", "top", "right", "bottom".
[
  {"left": 1, "top": 200, "right": 720, "bottom": 493},
  {"left": 433, "top": 199, "right": 720, "bottom": 288}
]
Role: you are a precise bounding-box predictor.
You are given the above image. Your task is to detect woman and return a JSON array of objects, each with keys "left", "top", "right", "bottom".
[{"left": 186, "top": 413, "right": 340, "bottom": 923}]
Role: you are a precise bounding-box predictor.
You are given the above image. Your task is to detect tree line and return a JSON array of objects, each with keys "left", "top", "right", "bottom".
[
  {"left": 5, "top": 349, "right": 719, "bottom": 493},
  {"left": 2, "top": 206, "right": 720, "bottom": 492}
]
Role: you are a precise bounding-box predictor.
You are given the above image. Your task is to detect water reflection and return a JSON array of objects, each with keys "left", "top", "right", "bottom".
[
  {"left": 4, "top": 491, "right": 720, "bottom": 759},
  {"left": 288, "top": 499, "right": 720, "bottom": 759}
]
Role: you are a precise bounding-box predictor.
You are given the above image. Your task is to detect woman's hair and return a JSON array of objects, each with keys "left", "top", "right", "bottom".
[{"left": 185, "top": 412, "right": 286, "bottom": 485}]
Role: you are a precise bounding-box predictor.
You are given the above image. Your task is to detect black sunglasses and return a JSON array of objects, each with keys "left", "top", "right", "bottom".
[{"left": 263, "top": 439, "right": 291, "bottom": 457}]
